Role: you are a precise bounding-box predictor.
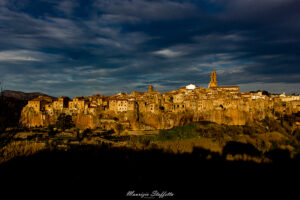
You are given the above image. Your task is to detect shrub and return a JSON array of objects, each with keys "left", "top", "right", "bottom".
[
  {"left": 141, "top": 138, "right": 151, "bottom": 147},
  {"left": 47, "top": 124, "right": 56, "bottom": 137},
  {"left": 222, "top": 141, "right": 262, "bottom": 157},
  {"left": 293, "top": 128, "right": 300, "bottom": 142},
  {"left": 55, "top": 113, "right": 74, "bottom": 131},
  {"left": 113, "top": 123, "right": 123, "bottom": 134},
  {"left": 157, "top": 130, "right": 177, "bottom": 141},
  {"left": 83, "top": 128, "right": 92, "bottom": 136},
  {"left": 0, "top": 141, "right": 46, "bottom": 164},
  {"left": 265, "top": 149, "right": 291, "bottom": 163},
  {"left": 157, "top": 122, "right": 200, "bottom": 141}
]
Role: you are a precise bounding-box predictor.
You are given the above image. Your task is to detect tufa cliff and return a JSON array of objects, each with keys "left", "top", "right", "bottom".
[
  {"left": 19, "top": 87, "right": 300, "bottom": 131},
  {"left": 19, "top": 72, "right": 300, "bottom": 131}
]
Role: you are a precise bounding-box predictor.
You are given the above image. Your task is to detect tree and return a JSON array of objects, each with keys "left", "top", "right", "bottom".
[
  {"left": 55, "top": 113, "right": 74, "bottom": 131},
  {"left": 113, "top": 123, "right": 123, "bottom": 135},
  {"left": 47, "top": 124, "right": 56, "bottom": 137},
  {"left": 249, "top": 90, "right": 271, "bottom": 96},
  {"left": 262, "top": 90, "right": 270, "bottom": 96}
]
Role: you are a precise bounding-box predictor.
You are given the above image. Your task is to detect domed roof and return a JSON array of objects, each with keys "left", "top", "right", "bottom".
[{"left": 186, "top": 84, "right": 196, "bottom": 90}]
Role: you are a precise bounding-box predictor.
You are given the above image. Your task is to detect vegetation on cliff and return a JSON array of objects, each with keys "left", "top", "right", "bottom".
[
  {"left": 126, "top": 117, "right": 300, "bottom": 159},
  {"left": 55, "top": 113, "right": 74, "bottom": 131}
]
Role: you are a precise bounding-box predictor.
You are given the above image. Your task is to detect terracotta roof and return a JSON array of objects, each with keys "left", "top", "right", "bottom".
[
  {"left": 92, "top": 94, "right": 102, "bottom": 97},
  {"left": 132, "top": 91, "right": 146, "bottom": 95},
  {"left": 217, "top": 86, "right": 239, "bottom": 88},
  {"left": 30, "top": 96, "right": 53, "bottom": 102},
  {"left": 74, "top": 96, "right": 85, "bottom": 100}
]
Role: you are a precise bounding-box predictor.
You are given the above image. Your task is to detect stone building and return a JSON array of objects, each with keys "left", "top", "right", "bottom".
[
  {"left": 88, "top": 94, "right": 104, "bottom": 107},
  {"left": 53, "top": 96, "right": 70, "bottom": 110},
  {"left": 117, "top": 100, "right": 128, "bottom": 112},
  {"left": 147, "top": 103, "right": 157, "bottom": 113},
  {"left": 69, "top": 97, "right": 86, "bottom": 111},
  {"left": 216, "top": 86, "right": 239, "bottom": 92},
  {"left": 186, "top": 84, "right": 196, "bottom": 90},
  {"left": 108, "top": 99, "right": 118, "bottom": 112},
  {"left": 28, "top": 96, "right": 54, "bottom": 112},
  {"left": 128, "top": 100, "right": 137, "bottom": 111},
  {"left": 173, "top": 93, "right": 184, "bottom": 103}
]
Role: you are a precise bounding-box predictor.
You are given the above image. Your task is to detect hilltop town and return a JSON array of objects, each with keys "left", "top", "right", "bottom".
[{"left": 20, "top": 71, "right": 300, "bottom": 131}]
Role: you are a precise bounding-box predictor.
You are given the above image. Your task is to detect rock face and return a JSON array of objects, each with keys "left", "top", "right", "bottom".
[
  {"left": 19, "top": 99, "right": 278, "bottom": 130},
  {"left": 20, "top": 107, "right": 44, "bottom": 128},
  {"left": 19, "top": 87, "right": 300, "bottom": 131}
]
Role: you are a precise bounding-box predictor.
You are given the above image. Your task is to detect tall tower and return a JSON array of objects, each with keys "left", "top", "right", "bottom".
[
  {"left": 148, "top": 85, "right": 154, "bottom": 92},
  {"left": 209, "top": 71, "right": 218, "bottom": 88}
]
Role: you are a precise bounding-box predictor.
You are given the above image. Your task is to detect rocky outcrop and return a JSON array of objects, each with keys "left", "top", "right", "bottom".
[
  {"left": 20, "top": 99, "right": 277, "bottom": 131},
  {"left": 20, "top": 90, "right": 298, "bottom": 132},
  {"left": 20, "top": 106, "right": 44, "bottom": 128}
]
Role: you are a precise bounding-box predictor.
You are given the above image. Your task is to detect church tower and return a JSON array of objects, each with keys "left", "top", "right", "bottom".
[
  {"left": 148, "top": 85, "right": 154, "bottom": 92},
  {"left": 209, "top": 71, "right": 218, "bottom": 88}
]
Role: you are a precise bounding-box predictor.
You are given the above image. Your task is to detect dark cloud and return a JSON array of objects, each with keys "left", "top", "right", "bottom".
[
  {"left": 0, "top": 0, "right": 299, "bottom": 97},
  {"left": 94, "top": 0, "right": 199, "bottom": 21}
]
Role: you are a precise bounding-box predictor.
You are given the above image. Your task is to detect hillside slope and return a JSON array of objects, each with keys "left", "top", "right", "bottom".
[{"left": 1, "top": 90, "right": 55, "bottom": 101}]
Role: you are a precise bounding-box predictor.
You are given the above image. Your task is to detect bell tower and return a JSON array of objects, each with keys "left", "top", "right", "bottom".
[
  {"left": 148, "top": 85, "right": 154, "bottom": 92},
  {"left": 209, "top": 71, "right": 218, "bottom": 88}
]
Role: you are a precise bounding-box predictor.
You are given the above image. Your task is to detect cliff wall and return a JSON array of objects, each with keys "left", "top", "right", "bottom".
[
  {"left": 20, "top": 91, "right": 300, "bottom": 131},
  {"left": 20, "top": 99, "right": 276, "bottom": 130}
]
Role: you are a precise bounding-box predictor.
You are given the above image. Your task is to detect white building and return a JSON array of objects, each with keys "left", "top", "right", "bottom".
[{"left": 186, "top": 84, "right": 196, "bottom": 90}]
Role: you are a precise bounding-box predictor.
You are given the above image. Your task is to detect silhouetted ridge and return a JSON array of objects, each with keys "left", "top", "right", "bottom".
[{"left": 1, "top": 90, "right": 55, "bottom": 101}]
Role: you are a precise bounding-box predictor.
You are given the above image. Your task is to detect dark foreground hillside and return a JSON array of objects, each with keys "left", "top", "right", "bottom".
[{"left": 0, "top": 144, "right": 299, "bottom": 199}]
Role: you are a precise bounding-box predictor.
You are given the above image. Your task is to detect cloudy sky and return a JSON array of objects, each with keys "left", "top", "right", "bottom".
[{"left": 0, "top": 0, "right": 299, "bottom": 97}]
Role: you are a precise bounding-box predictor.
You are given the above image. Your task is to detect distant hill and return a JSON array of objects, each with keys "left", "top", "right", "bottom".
[
  {"left": 0, "top": 90, "right": 56, "bottom": 129},
  {"left": 0, "top": 90, "right": 56, "bottom": 101}
]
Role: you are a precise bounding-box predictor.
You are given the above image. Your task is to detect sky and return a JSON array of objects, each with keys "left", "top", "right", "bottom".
[{"left": 0, "top": 0, "right": 299, "bottom": 97}]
